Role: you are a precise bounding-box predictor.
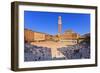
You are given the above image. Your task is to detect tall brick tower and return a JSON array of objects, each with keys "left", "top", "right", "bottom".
[
  {"left": 58, "top": 16, "right": 62, "bottom": 41},
  {"left": 58, "top": 16, "right": 62, "bottom": 34}
]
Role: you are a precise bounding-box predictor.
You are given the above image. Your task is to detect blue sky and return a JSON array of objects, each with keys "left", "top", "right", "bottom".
[{"left": 24, "top": 11, "right": 90, "bottom": 35}]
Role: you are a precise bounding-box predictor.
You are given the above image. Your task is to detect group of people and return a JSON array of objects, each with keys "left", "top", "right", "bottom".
[
  {"left": 24, "top": 41, "right": 90, "bottom": 61},
  {"left": 58, "top": 42, "right": 90, "bottom": 59},
  {"left": 24, "top": 43, "right": 52, "bottom": 61}
]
